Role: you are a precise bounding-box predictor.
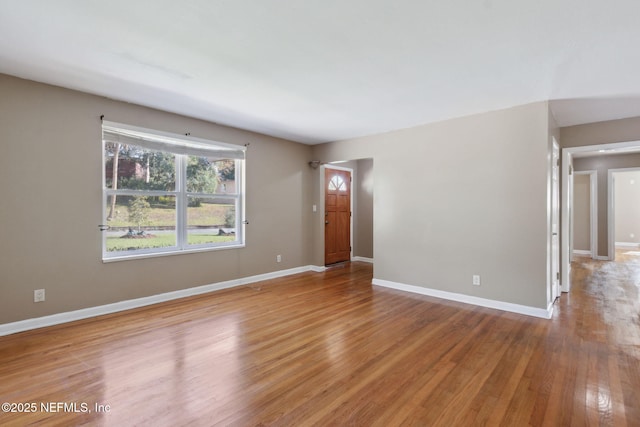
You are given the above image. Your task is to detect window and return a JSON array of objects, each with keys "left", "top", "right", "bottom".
[
  {"left": 102, "top": 121, "right": 245, "bottom": 260},
  {"left": 328, "top": 174, "right": 347, "bottom": 192}
]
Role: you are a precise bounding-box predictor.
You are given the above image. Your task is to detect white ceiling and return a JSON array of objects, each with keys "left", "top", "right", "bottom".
[{"left": 2, "top": 0, "right": 640, "bottom": 144}]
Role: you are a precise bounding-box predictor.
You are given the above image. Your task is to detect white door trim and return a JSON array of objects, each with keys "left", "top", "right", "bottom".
[{"left": 561, "top": 148, "right": 573, "bottom": 293}]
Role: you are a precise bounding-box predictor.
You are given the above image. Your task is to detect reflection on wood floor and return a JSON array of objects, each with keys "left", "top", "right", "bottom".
[{"left": 0, "top": 254, "right": 638, "bottom": 426}]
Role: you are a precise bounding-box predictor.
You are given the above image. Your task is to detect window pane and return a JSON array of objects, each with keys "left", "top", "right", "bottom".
[
  {"left": 187, "top": 156, "right": 236, "bottom": 194},
  {"left": 105, "top": 195, "right": 176, "bottom": 252},
  {"left": 187, "top": 197, "right": 237, "bottom": 245},
  {"left": 328, "top": 175, "right": 346, "bottom": 192},
  {"left": 105, "top": 143, "right": 175, "bottom": 191}
]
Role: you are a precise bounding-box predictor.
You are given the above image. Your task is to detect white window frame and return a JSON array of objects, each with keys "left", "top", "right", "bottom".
[{"left": 101, "top": 121, "right": 246, "bottom": 262}]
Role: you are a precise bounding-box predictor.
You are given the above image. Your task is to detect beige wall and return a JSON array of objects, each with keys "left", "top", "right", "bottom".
[
  {"left": 614, "top": 170, "right": 640, "bottom": 244},
  {"left": 560, "top": 116, "right": 640, "bottom": 148},
  {"left": 0, "top": 73, "right": 556, "bottom": 324},
  {"left": 355, "top": 158, "right": 374, "bottom": 259},
  {"left": 573, "top": 153, "right": 640, "bottom": 256},
  {"left": 0, "top": 74, "right": 315, "bottom": 324},
  {"left": 572, "top": 174, "right": 591, "bottom": 251},
  {"left": 312, "top": 102, "right": 551, "bottom": 309}
]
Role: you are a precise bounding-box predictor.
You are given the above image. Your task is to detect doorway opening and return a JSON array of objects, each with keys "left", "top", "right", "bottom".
[
  {"left": 561, "top": 140, "right": 640, "bottom": 293},
  {"left": 324, "top": 166, "right": 352, "bottom": 265},
  {"left": 609, "top": 168, "right": 640, "bottom": 260},
  {"left": 319, "top": 159, "right": 374, "bottom": 268}
]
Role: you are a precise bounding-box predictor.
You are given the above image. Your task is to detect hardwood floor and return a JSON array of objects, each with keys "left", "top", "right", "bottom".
[{"left": 0, "top": 254, "right": 639, "bottom": 426}]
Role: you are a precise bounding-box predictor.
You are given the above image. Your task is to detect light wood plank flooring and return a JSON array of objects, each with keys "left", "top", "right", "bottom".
[{"left": 0, "top": 253, "right": 639, "bottom": 426}]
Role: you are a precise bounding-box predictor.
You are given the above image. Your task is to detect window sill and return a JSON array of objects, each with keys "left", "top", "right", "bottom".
[{"left": 102, "top": 243, "right": 245, "bottom": 263}]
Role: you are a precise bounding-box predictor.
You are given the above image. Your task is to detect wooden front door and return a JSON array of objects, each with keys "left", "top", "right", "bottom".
[{"left": 325, "top": 168, "right": 351, "bottom": 265}]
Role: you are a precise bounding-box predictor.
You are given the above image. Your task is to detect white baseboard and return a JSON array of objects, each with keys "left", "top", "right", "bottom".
[
  {"left": 615, "top": 242, "right": 640, "bottom": 248},
  {"left": 595, "top": 256, "right": 610, "bottom": 261},
  {"left": 352, "top": 256, "right": 374, "bottom": 263},
  {"left": 372, "top": 278, "right": 552, "bottom": 319},
  {"left": 572, "top": 249, "right": 591, "bottom": 255},
  {"left": 0, "top": 265, "right": 324, "bottom": 337}
]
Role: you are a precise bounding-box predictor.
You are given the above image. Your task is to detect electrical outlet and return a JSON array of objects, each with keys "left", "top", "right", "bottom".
[
  {"left": 472, "top": 275, "right": 481, "bottom": 286},
  {"left": 34, "top": 289, "right": 45, "bottom": 302},
  {"left": 276, "top": 254, "right": 282, "bottom": 263}
]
